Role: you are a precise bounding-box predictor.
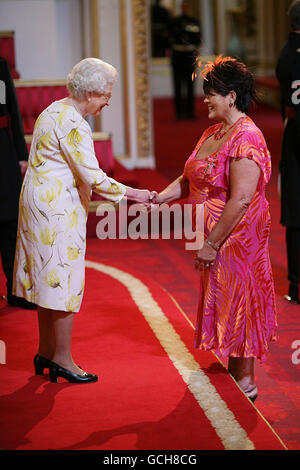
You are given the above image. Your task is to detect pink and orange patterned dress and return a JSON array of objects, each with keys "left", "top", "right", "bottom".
[{"left": 183, "top": 116, "right": 277, "bottom": 361}]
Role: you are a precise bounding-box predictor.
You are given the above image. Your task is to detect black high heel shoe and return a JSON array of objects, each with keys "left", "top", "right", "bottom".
[
  {"left": 34, "top": 354, "right": 52, "bottom": 375},
  {"left": 283, "top": 294, "right": 300, "bottom": 305},
  {"left": 283, "top": 283, "right": 300, "bottom": 304},
  {"left": 34, "top": 354, "right": 82, "bottom": 376},
  {"left": 49, "top": 361, "right": 98, "bottom": 384}
]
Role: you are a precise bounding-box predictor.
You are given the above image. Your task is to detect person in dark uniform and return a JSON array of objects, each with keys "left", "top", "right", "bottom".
[
  {"left": 276, "top": 1, "right": 300, "bottom": 304},
  {"left": 0, "top": 56, "right": 36, "bottom": 309},
  {"left": 170, "top": 0, "right": 201, "bottom": 120},
  {"left": 151, "top": 0, "right": 172, "bottom": 58}
]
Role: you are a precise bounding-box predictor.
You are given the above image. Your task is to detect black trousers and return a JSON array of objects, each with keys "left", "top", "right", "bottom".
[
  {"left": 171, "top": 51, "right": 195, "bottom": 119},
  {"left": 0, "top": 219, "right": 18, "bottom": 298},
  {"left": 286, "top": 227, "right": 300, "bottom": 297}
]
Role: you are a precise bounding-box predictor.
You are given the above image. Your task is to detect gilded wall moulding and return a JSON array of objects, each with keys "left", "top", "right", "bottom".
[{"left": 132, "top": 0, "right": 151, "bottom": 158}]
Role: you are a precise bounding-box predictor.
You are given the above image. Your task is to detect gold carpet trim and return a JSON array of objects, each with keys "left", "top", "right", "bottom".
[{"left": 86, "top": 260, "right": 255, "bottom": 450}]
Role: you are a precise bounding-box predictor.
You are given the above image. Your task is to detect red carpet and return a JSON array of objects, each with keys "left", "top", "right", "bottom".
[{"left": 0, "top": 260, "right": 285, "bottom": 450}]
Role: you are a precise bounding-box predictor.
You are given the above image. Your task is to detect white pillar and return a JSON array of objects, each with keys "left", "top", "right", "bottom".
[
  {"left": 98, "top": 0, "right": 126, "bottom": 157},
  {"left": 120, "top": 0, "right": 155, "bottom": 169}
]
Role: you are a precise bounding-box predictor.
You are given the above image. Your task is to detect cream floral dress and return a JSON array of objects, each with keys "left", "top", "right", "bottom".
[{"left": 13, "top": 101, "right": 126, "bottom": 312}]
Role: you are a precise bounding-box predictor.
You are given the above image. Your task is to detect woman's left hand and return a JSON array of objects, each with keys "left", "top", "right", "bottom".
[
  {"left": 19, "top": 160, "right": 28, "bottom": 177},
  {"left": 135, "top": 189, "right": 151, "bottom": 203},
  {"left": 194, "top": 243, "right": 217, "bottom": 271}
]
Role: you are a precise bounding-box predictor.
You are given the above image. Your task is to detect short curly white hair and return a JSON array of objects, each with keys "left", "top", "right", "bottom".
[{"left": 66, "top": 58, "right": 118, "bottom": 100}]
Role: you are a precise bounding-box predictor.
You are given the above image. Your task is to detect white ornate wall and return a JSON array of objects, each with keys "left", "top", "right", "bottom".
[
  {"left": 0, "top": 0, "right": 290, "bottom": 166},
  {"left": 0, "top": 0, "right": 155, "bottom": 168},
  {"left": 0, "top": 0, "right": 82, "bottom": 79}
]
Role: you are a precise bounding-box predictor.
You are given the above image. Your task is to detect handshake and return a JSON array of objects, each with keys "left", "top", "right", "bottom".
[
  {"left": 138, "top": 189, "right": 162, "bottom": 209},
  {"left": 131, "top": 189, "right": 162, "bottom": 207},
  {"left": 125, "top": 186, "right": 168, "bottom": 211}
]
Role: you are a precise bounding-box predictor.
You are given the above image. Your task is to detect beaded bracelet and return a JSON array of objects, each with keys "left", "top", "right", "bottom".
[{"left": 205, "top": 239, "right": 219, "bottom": 252}]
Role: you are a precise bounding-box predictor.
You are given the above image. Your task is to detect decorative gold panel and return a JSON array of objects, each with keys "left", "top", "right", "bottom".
[{"left": 132, "top": 0, "right": 151, "bottom": 158}]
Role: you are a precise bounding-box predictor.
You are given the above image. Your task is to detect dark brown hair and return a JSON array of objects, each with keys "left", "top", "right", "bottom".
[{"left": 201, "top": 56, "right": 257, "bottom": 114}]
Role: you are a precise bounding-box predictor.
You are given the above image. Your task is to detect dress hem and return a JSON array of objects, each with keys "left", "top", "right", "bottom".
[{"left": 194, "top": 335, "right": 278, "bottom": 363}]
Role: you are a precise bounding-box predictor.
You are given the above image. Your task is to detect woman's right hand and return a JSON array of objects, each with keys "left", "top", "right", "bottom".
[
  {"left": 136, "top": 189, "right": 151, "bottom": 204},
  {"left": 194, "top": 243, "right": 217, "bottom": 271},
  {"left": 125, "top": 187, "right": 150, "bottom": 203}
]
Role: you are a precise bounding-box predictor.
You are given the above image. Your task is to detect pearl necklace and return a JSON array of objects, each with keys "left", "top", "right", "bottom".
[{"left": 70, "top": 99, "right": 83, "bottom": 117}]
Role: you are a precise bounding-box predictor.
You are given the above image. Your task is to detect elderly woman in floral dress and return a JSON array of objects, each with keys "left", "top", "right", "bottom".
[{"left": 13, "top": 58, "right": 152, "bottom": 384}]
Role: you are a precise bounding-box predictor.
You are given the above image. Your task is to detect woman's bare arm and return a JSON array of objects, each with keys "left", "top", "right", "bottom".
[
  {"left": 195, "top": 157, "right": 261, "bottom": 267},
  {"left": 206, "top": 157, "right": 261, "bottom": 248},
  {"left": 157, "top": 175, "right": 190, "bottom": 204}
]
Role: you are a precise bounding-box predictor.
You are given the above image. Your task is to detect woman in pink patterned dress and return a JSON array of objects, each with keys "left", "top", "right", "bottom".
[{"left": 154, "top": 57, "right": 277, "bottom": 402}]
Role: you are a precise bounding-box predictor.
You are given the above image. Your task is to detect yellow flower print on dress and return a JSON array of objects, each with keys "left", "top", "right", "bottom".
[
  {"left": 67, "top": 209, "right": 79, "bottom": 229},
  {"left": 39, "top": 188, "right": 57, "bottom": 206},
  {"left": 43, "top": 270, "right": 62, "bottom": 289},
  {"left": 54, "top": 178, "right": 63, "bottom": 197},
  {"left": 19, "top": 208, "right": 38, "bottom": 242},
  {"left": 26, "top": 228, "right": 38, "bottom": 243},
  {"left": 108, "top": 183, "right": 123, "bottom": 195},
  {"left": 65, "top": 295, "right": 81, "bottom": 312},
  {"left": 40, "top": 226, "right": 56, "bottom": 246},
  {"left": 20, "top": 205, "right": 29, "bottom": 226},
  {"left": 67, "top": 128, "right": 82, "bottom": 148},
  {"left": 79, "top": 279, "right": 85, "bottom": 296},
  {"left": 57, "top": 107, "right": 68, "bottom": 127},
  {"left": 36, "top": 131, "right": 52, "bottom": 151},
  {"left": 13, "top": 103, "right": 127, "bottom": 313},
  {"left": 32, "top": 152, "right": 47, "bottom": 168},
  {"left": 32, "top": 174, "right": 43, "bottom": 187},
  {"left": 22, "top": 277, "right": 33, "bottom": 291},
  {"left": 32, "top": 170, "right": 51, "bottom": 187},
  {"left": 74, "top": 150, "right": 85, "bottom": 164},
  {"left": 21, "top": 255, "right": 34, "bottom": 291},
  {"left": 23, "top": 255, "right": 35, "bottom": 275},
  {"left": 32, "top": 131, "right": 52, "bottom": 168},
  {"left": 67, "top": 247, "right": 81, "bottom": 261},
  {"left": 67, "top": 129, "right": 84, "bottom": 164}
]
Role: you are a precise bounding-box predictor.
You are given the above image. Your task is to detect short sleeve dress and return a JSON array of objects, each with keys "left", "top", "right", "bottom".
[
  {"left": 183, "top": 116, "right": 277, "bottom": 361},
  {"left": 13, "top": 101, "right": 126, "bottom": 312}
]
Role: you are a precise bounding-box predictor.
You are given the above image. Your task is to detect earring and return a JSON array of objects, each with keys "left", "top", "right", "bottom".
[{"left": 229, "top": 103, "right": 234, "bottom": 108}]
